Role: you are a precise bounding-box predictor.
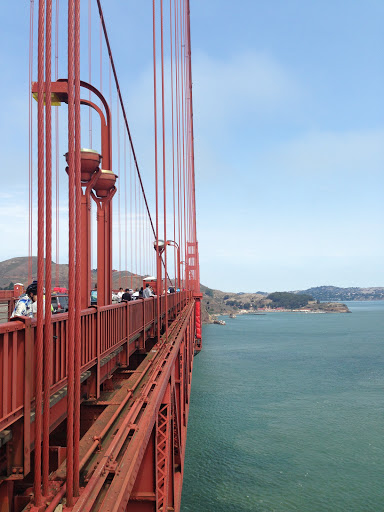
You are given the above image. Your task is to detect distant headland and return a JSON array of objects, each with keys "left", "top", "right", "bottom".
[{"left": 200, "top": 285, "right": 384, "bottom": 324}]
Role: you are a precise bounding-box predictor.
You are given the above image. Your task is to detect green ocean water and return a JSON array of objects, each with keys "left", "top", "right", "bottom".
[{"left": 181, "top": 301, "right": 384, "bottom": 512}]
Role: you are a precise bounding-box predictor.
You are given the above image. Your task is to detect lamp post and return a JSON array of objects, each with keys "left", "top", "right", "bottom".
[
  {"left": 153, "top": 240, "right": 166, "bottom": 295},
  {"left": 180, "top": 261, "right": 185, "bottom": 290},
  {"left": 33, "top": 79, "right": 117, "bottom": 308},
  {"left": 165, "top": 240, "right": 180, "bottom": 291},
  {"left": 154, "top": 239, "right": 181, "bottom": 291}
]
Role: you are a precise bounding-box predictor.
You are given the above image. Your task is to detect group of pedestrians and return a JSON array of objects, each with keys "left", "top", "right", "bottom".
[
  {"left": 116, "top": 284, "right": 155, "bottom": 302},
  {"left": 12, "top": 280, "right": 176, "bottom": 319}
]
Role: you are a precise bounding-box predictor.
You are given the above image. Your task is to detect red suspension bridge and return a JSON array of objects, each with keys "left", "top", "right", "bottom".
[{"left": 0, "top": 1, "right": 201, "bottom": 510}]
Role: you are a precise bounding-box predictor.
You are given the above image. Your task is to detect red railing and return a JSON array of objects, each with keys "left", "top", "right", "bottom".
[
  {"left": 0, "top": 291, "right": 14, "bottom": 300},
  {"left": 0, "top": 291, "right": 191, "bottom": 435}
]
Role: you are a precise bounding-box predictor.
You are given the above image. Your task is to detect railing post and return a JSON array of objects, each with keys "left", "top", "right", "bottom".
[
  {"left": 96, "top": 307, "right": 101, "bottom": 398},
  {"left": 142, "top": 299, "right": 146, "bottom": 350},
  {"left": 126, "top": 301, "right": 130, "bottom": 366}
]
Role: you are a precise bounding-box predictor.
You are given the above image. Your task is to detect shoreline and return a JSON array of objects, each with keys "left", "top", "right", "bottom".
[{"left": 206, "top": 304, "right": 351, "bottom": 324}]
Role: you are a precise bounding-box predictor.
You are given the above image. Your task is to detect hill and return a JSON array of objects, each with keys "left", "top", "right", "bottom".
[
  {"left": 1, "top": 258, "right": 380, "bottom": 322},
  {"left": 199, "top": 286, "right": 351, "bottom": 321},
  {"left": 296, "top": 285, "right": 384, "bottom": 301},
  {"left": 0, "top": 257, "right": 148, "bottom": 291}
]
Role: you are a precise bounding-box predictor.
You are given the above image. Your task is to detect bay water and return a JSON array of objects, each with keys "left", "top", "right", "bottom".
[{"left": 181, "top": 301, "right": 384, "bottom": 512}]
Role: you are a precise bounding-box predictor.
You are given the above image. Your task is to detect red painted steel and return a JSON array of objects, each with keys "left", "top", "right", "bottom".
[
  {"left": 43, "top": 0, "right": 53, "bottom": 497},
  {"left": 0, "top": 2, "right": 200, "bottom": 510},
  {"left": 66, "top": 0, "right": 76, "bottom": 503},
  {"left": 34, "top": 0, "right": 45, "bottom": 504},
  {"left": 74, "top": 0, "right": 82, "bottom": 497},
  {"left": 0, "top": 294, "right": 196, "bottom": 510}
]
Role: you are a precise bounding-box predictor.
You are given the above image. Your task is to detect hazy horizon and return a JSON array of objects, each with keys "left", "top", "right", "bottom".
[{"left": 1, "top": 254, "right": 383, "bottom": 294}]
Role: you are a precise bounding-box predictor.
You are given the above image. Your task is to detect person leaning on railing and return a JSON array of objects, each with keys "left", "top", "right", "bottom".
[
  {"left": 143, "top": 284, "right": 154, "bottom": 298},
  {"left": 121, "top": 288, "right": 131, "bottom": 302},
  {"left": 11, "top": 281, "right": 37, "bottom": 318}
]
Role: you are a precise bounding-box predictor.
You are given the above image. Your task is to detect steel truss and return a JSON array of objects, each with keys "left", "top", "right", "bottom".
[{"left": 0, "top": 295, "right": 198, "bottom": 511}]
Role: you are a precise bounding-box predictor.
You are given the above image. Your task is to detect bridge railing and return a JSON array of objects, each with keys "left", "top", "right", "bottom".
[{"left": 0, "top": 291, "right": 191, "bottom": 436}]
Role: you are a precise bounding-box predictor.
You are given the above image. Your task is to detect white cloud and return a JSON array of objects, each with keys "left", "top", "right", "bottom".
[
  {"left": 259, "top": 130, "right": 384, "bottom": 178},
  {"left": 192, "top": 50, "right": 300, "bottom": 123}
]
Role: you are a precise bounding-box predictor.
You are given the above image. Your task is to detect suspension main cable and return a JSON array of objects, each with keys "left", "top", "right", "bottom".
[{"left": 96, "top": 0, "right": 155, "bottom": 237}]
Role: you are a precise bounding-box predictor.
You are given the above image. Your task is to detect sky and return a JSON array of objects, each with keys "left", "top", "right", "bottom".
[{"left": 0, "top": 1, "right": 383, "bottom": 293}]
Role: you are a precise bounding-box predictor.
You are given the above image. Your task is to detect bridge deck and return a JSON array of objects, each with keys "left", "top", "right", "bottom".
[{"left": 0, "top": 292, "right": 197, "bottom": 511}]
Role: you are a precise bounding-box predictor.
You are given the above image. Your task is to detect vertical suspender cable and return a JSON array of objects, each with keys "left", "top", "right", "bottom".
[
  {"left": 74, "top": 0, "right": 81, "bottom": 496},
  {"left": 152, "top": 0, "right": 161, "bottom": 342},
  {"left": 142, "top": 195, "right": 145, "bottom": 276},
  {"left": 140, "top": 190, "right": 143, "bottom": 275},
  {"left": 124, "top": 131, "right": 127, "bottom": 288},
  {"left": 179, "top": 0, "right": 184, "bottom": 280},
  {"left": 88, "top": 0, "right": 92, "bottom": 147},
  {"left": 28, "top": 0, "right": 35, "bottom": 285},
  {"left": 183, "top": 0, "right": 188, "bottom": 282},
  {"left": 143, "top": 194, "right": 145, "bottom": 275},
  {"left": 160, "top": 0, "right": 168, "bottom": 335},
  {"left": 175, "top": 0, "right": 181, "bottom": 282},
  {"left": 170, "top": 0, "right": 177, "bottom": 288},
  {"left": 99, "top": 17, "right": 102, "bottom": 95},
  {"left": 88, "top": 0, "right": 94, "bottom": 272},
  {"left": 130, "top": 148, "right": 133, "bottom": 289},
  {"left": 34, "top": 0, "right": 45, "bottom": 505},
  {"left": 134, "top": 166, "right": 137, "bottom": 283},
  {"left": 43, "top": 0, "right": 52, "bottom": 496},
  {"left": 66, "top": 0, "right": 75, "bottom": 504},
  {"left": 117, "top": 102, "right": 121, "bottom": 289},
  {"left": 179, "top": 0, "right": 185, "bottom": 275},
  {"left": 186, "top": 0, "right": 198, "bottom": 268},
  {"left": 142, "top": 193, "right": 144, "bottom": 277},
  {"left": 55, "top": 0, "right": 60, "bottom": 287}
]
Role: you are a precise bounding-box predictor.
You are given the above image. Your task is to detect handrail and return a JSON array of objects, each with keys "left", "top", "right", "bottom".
[{"left": 0, "top": 291, "right": 192, "bottom": 436}]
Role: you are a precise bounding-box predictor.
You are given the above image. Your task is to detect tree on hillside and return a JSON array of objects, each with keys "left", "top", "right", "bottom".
[{"left": 267, "top": 292, "right": 313, "bottom": 309}]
